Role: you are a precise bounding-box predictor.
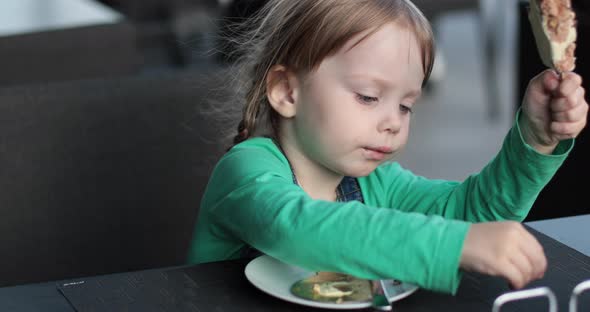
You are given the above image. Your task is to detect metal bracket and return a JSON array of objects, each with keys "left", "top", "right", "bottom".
[
  {"left": 492, "top": 287, "right": 557, "bottom": 312},
  {"left": 569, "top": 280, "right": 590, "bottom": 312}
]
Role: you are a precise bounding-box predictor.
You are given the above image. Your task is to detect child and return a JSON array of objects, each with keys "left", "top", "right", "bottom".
[{"left": 187, "top": 0, "right": 588, "bottom": 294}]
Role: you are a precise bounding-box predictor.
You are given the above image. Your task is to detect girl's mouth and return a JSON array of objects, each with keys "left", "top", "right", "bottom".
[{"left": 363, "top": 147, "right": 393, "bottom": 160}]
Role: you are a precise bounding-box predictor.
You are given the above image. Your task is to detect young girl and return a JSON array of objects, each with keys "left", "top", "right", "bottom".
[{"left": 187, "top": 0, "right": 588, "bottom": 294}]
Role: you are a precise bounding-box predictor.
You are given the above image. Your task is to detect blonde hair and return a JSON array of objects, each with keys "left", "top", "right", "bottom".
[{"left": 226, "top": 0, "right": 435, "bottom": 147}]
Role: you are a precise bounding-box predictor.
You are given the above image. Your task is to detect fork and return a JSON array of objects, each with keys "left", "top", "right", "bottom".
[{"left": 371, "top": 280, "right": 392, "bottom": 311}]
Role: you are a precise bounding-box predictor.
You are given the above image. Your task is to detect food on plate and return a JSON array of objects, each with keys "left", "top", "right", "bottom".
[
  {"left": 528, "top": 0, "right": 577, "bottom": 72},
  {"left": 290, "top": 272, "right": 372, "bottom": 303}
]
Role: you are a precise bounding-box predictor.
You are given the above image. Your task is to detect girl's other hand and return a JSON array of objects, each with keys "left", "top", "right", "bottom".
[
  {"left": 459, "top": 221, "right": 547, "bottom": 289},
  {"left": 520, "top": 70, "right": 588, "bottom": 154}
]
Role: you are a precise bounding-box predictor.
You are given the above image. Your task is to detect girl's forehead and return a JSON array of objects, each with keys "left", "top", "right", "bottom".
[
  {"left": 321, "top": 23, "right": 425, "bottom": 88},
  {"left": 340, "top": 22, "right": 416, "bottom": 52}
]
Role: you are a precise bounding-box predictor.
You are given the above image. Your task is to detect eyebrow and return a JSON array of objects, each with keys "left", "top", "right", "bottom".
[
  {"left": 346, "top": 74, "right": 422, "bottom": 97},
  {"left": 405, "top": 88, "right": 422, "bottom": 98}
]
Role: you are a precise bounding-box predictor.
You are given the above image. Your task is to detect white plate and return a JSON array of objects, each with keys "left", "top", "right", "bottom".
[{"left": 244, "top": 255, "right": 419, "bottom": 310}]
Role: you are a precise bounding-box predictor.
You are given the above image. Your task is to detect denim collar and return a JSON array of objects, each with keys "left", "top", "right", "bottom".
[{"left": 272, "top": 138, "right": 364, "bottom": 203}]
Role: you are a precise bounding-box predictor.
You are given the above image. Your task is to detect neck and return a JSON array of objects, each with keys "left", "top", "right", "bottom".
[{"left": 278, "top": 139, "right": 343, "bottom": 202}]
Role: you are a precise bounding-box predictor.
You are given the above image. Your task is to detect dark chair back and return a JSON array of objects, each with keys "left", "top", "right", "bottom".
[
  {"left": 0, "top": 69, "right": 228, "bottom": 286},
  {"left": 0, "top": 23, "right": 140, "bottom": 87}
]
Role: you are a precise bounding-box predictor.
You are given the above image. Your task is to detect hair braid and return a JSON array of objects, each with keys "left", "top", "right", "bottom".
[
  {"left": 230, "top": 84, "right": 263, "bottom": 148},
  {"left": 232, "top": 119, "right": 249, "bottom": 145}
]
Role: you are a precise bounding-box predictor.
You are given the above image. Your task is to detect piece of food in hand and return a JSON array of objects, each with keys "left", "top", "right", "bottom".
[
  {"left": 528, "top": 0, "right": 577, "bottom": 72},
  {"left": 291, "top": 272, "right": 372, "bottom": 303}
]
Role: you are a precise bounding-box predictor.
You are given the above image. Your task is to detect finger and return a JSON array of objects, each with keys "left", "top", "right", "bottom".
[
  {"left": 499, "top": 259, "right": 526, "bottom": 289},
  {"left": 528, "top": 70, "right": 559, "bottom": 103},
  {"left": 561, "top": 71, "right": 584, "bottom": 85},
  {"left": 554, "top": 133, "right": 580, "bottom": 141},
  {"left": 566, "top": 87, "right": 587, "bottom": 112},
  {"left": 551, "top": 87, "right": 586, "bottom": 112},
  {"left": 519, "top": 230, "right": 547, "bottom": 279},
  {"left": 551, "top": 96, "right": 589, "bottom": 122},
  {"left": 528, "top": 71, "right": 578, "bottom": 104},
  {"left": 509, "top": 251, "right": 534, "bottom": 288},
  {"left": 541, "top": 70, "right": 561, "bottom": 93},
  {"left": 555, "top": 73, "right": 583, "bottom": 97},
  {"left": 550, "top": 119, "right": 587, "bottom": 138}
]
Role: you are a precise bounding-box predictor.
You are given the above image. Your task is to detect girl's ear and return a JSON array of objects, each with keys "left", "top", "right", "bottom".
[{"left": 266, "top": 65, "right": 299, "bottom": 118}]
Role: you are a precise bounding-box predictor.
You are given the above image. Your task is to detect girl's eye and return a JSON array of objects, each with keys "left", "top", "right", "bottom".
[
  {"left": 400, "top": 104, "right": 413, "bottom": 114},
  {"left": 356, "top": 94, "right": 379, "bottom": 104}
]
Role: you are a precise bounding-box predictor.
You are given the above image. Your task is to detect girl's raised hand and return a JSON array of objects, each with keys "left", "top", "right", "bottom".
[
  {"left": 520, "top": 70, "right": 588, "bottom": 154},
  {"left": 460, "top": 221, "right": 547, "bottom": 289}
]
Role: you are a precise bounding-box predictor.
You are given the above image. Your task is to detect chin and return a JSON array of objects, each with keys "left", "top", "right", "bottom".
[{"left": 342, "top": 164, "right": 379, "bottom": 178}]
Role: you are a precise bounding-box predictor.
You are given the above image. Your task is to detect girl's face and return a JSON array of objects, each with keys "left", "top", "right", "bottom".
[{"left": 284, "top": 22, "right": 424, "bottom": 179}]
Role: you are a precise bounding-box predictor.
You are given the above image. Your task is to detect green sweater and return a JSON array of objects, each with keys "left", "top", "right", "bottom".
[{"left": 187, "top": 117, "right": 572, "bottom": 294}]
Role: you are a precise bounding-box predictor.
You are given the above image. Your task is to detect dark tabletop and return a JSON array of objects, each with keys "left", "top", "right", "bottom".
[{"left": 1, "top": 226, "right": 589, "bottom": 312}]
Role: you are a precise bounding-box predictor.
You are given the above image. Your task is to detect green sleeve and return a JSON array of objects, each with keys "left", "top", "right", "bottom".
[
  {"left": 353, "top": 112, "right": 573, "bottom": 294},
  {"left": 363, "top": 110, "right": 573, "bottom": 222},
  {"left": 199, "top": 140, "right": 468, "bottom": 293}
]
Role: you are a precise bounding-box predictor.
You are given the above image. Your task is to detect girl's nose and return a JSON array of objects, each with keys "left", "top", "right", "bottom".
[{"left": 377, "top": 105, "right": 402, "bottom": 134}]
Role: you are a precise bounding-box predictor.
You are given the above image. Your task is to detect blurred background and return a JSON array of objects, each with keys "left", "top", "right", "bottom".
[{"left": 0, "top": 0, "right": 587, "bottom": 287}]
